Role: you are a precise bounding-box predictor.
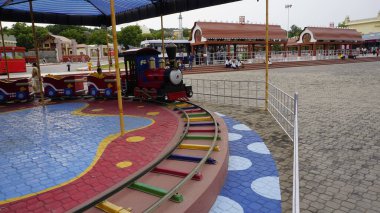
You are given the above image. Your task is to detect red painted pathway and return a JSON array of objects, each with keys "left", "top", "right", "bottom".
[{"left": 0, "top": 100, "right": 180, "bottom": 212}]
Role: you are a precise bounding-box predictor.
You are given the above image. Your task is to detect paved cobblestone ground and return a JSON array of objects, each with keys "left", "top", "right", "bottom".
[{"left": 186, "top": 61, "right": 380, "bottom": 212}]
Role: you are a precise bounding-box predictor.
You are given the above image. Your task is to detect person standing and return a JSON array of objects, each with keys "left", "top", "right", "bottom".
[
  {"left": 31, "top": 63, "right": 41, "bottom": 96},
  {"left": 188, "top": 53, "right": 194, "bottom": 70},
  {"left": 67, "top": 59, "right": 71, "bottom": 72}
]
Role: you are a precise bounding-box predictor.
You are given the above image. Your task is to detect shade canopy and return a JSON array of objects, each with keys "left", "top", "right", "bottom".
[{"left": 0, "top": 0, "right": 241, "bottom": 26}]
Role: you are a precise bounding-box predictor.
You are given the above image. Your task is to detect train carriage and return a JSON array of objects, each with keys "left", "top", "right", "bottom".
[
  {"left": 87, "top": 73, "right": 126, "bottom": 98},
  {"left": 43, "top": 75, "right": 85, "bottom": 98},
  {"left": 0, "top": 78, "right": 33, "bottom": 103}
]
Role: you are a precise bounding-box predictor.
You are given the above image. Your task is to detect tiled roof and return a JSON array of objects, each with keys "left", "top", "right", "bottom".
[
  {"left": 306, "top": 27, "right": 362, "bottom": 41},
  {"left": 193, "top": 22, "right": 287, "bottom": 40}
]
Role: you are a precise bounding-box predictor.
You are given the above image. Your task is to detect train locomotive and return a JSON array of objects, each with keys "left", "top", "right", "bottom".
[{"left": 122, "top": 43, "right": 192, "bottom": 101}]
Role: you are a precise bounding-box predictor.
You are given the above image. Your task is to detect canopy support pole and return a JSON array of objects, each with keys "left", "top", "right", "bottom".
[
  {"left": 0, "top": 20, "right": 10, "bottom": 80},
  {"left": 265, "top": 0, "right": 269, "bottom": 110},
  {"left": 110, "top": 0, "right": 125, "bottom": 135},
  {"left": 106, "top": 29, "right": 111, "bottom": 73},
  {"left": 29, "top": 0, "right": 45, "bottom": 105},
  {"left": 160, "top": 15, "right": 165, "bottom": 59}
]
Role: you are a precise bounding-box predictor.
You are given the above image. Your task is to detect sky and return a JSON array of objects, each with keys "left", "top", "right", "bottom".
[{"left": 1, "top": 0, "right": 379, "bottom": 31}]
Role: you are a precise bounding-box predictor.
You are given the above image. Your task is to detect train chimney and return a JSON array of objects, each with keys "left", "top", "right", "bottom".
[{"left": 165, "top": 43, "right": 177, "bottom": 68}]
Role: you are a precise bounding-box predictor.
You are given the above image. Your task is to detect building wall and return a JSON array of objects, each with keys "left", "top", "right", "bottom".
[
  {"left": 348, "top": 22, "right": 380, "bottom": 34},
  {"left": 346, "top": 12, "right": 380, "bottom": 34}
]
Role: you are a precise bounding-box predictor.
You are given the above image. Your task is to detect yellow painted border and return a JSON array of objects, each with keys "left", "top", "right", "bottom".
[{"left": 0, "top": 102, "right": 156, "bottom": 205}]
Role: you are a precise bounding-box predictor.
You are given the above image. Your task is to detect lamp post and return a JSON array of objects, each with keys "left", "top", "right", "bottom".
[{"left": 285, "top": 4, "right": 292, "bottom": 38}]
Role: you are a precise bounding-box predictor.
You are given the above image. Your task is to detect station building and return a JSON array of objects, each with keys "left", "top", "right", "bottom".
[
  {"left": 189, "top": 21, "right": 287, "bottom": 59},
  {"left": 287, "top": 27, "right": 363, "bottom": 58}
]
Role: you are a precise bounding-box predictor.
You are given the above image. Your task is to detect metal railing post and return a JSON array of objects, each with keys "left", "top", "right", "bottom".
[{"left": 292, "top": 92, "right": 299, "bottom": 213}]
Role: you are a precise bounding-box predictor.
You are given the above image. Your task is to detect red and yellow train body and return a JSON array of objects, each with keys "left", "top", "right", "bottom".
[
  {"left": 0, "top": 78, "right": 32, "bottom": 102},
  {"left": 43, "top": 75, "right": 85, "bottom": 98}
]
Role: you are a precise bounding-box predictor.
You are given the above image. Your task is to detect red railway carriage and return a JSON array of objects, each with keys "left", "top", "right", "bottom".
[
  {"left": 43, "top": 75, "right": 85, "bottom": 98},
  {"left": 0, "top": 47, "right": 27, "bottom": 74},
  {"left": 0, "top": 78, "right": 32, "bottom": 102},
  {"left": 87, "top": 73, "right": 125, "bottom": 98}
]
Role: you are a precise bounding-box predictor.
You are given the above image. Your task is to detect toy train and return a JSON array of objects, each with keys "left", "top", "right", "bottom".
[
  {"left": 122, "top": 44, "right": 192, "bottom": 101},
  {"left": 0, "top": 44, "right": 192, "bottom": 103}
]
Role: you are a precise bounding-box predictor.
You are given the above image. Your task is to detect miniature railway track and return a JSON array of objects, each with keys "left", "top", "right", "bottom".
[{"left": 72, "top": 100, "right": 221, "bottom": 213}]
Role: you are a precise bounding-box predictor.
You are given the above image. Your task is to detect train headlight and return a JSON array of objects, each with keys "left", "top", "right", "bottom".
[{"left": 169, "top": 69, "right": 183, "bottom": 85}]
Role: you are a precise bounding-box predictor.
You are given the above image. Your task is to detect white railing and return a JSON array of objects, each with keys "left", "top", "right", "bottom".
[
  {"left": 267, "top": 83, "right": 295, "bottom": 140},
  {"left": 183, "top": 78, "right": 266, "bottom": 108},
  {"left": 292, "top": 93, "right": 299, "bottom": 213},
  {"left": 267, "top": 83, "right": 299, "bottom": 213},
  {"left": 184, "top": 78, "right": 299, "bottom": 213},
  {"left": 192, "top": 49, "right": 363, "bottom": 65}
]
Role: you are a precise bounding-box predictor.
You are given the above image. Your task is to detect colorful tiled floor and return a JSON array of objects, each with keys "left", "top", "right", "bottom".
[
  {"left": 0, "top": 102, "right": 282, "bottom": 212},
  {"left": 0, "top": 100, "right": 179, "bottom": 212},
  {"left": 210, "top": 113, "right": 281, "bottom": 213}
]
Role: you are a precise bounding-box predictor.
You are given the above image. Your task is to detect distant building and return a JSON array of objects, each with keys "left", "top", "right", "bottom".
[
  {"left": 345, "top": 11, "right": 380, "bottom": 34},
  {"left": 0, "top": 34, "right": 17, "bottom": 47},
  {"left": 41, "top": 33, "right": 78, "bottom": 61},
  {"left": 189, "top": 21, "right": 287, "bottom": 59}
]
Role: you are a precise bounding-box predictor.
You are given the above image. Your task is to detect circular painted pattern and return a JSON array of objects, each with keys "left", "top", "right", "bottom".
[
  {"left": 251, "top": 176, "right": 281, "bottom": 200},
  {"left": 247, "top": 142, "right": 270, "bottom": 155},
  {"left": 215, "top": 114, "right": 281, "bottom": 212},
  {"left": 233, "top": 123, "right": 251, "bottom": 131},
  {"left": 146, "top": 112, "right": 160, "bottom": 116},
  {"left": 116, "top": 161, "right": 133, "bottom": 169},
  {"left": 126, "top": 136, "right": 145, "bottom": 143},
  {"left": 210, "top": 196, "right": 244, "bottom": 213},
  {"left": 228, "top": 156, "right": 252, "bottom": 171},
  {"left": 228, "top": 133, "right": 243, "bottom": 141}
]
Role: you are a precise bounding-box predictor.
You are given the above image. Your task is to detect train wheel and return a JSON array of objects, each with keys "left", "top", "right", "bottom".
[
  {"left": 0, "top": 91, "right": 6, "bottom": 102},
  {"left": 46, "top": 87, "right": 56, "bottom": 98},
  {"left": 105, "top": 88, "right": 113, "bottom": 97},
  {"left": 149, "top": 88, "right": 158, "bottom": 99},
  {"left": 90, "top": 87, "right": 98, "bottom": 97},
  {"left": 134, "top": 87, "right": 141, "bottom": 98},
  {"left": 64, "top": 88, "right": 73, "bottom": 96},
  {"left": 16, "top": 92, "right": 27, "bottom": 100}
]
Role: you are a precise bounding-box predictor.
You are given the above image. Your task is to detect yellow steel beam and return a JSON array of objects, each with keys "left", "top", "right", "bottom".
[
  {"left": 96, "top": 201, "right": 132, "bottom": 213},
  {"left": 178, "top": 144, "right": 220, "bottom": 151}
]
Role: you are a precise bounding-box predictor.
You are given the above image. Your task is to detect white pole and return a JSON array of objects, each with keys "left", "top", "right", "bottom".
[{"left": 292, "top": 92, "right": 299, "bottom": 213}]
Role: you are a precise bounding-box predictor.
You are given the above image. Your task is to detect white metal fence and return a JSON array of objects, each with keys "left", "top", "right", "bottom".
[
  {"left": 184, "top": 78, "right": 299, "bottom": 213},
  {"left": 267, "top": 83, "right": 299, "bottom": 213},
  {"left": 193, "top": 49, "right": 365, "bottom": 65},
  {"left": 183, "top": 79, "right": 266, "bottom": 108}
]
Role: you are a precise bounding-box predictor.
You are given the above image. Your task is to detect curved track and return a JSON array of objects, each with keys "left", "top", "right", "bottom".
[{"left": 72, "top": 100, "right": 221, "bottom": 213}]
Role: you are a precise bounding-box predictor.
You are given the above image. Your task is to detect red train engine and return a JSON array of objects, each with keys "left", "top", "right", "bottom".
[
  {"left": 122, "top": 45, "right": 192, "bottom": 101},
  {"left": 0, "top": 78, "right": 33, "bottom": 103}
]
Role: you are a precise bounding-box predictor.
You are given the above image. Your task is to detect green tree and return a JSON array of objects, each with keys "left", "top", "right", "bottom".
[
  {"left": 337, "top": 22, "right": 347, "bottom": 28},
  {"left": 150, "top": 29, "right": 172, "bottom": 40},
  {"left": 60, "top": 28, "right": 88, "bottom": 44},
  {"left": 141, "top": 33, "right": 156, "bottom": 40},
  {"left": 288, "top": 25, "right": 303, "bottom": 38},
  {"left": 87, "top": 29, "right": 108, "bottom": 45},
  {"left": 9, "top": 22, "right": 48, "bottom": 50},
  {"left": 183, "top": 28, "right": 190, "bottom": 39},
  {"left": 118, "top": 25, "right": 143, "bottom": 47}
]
